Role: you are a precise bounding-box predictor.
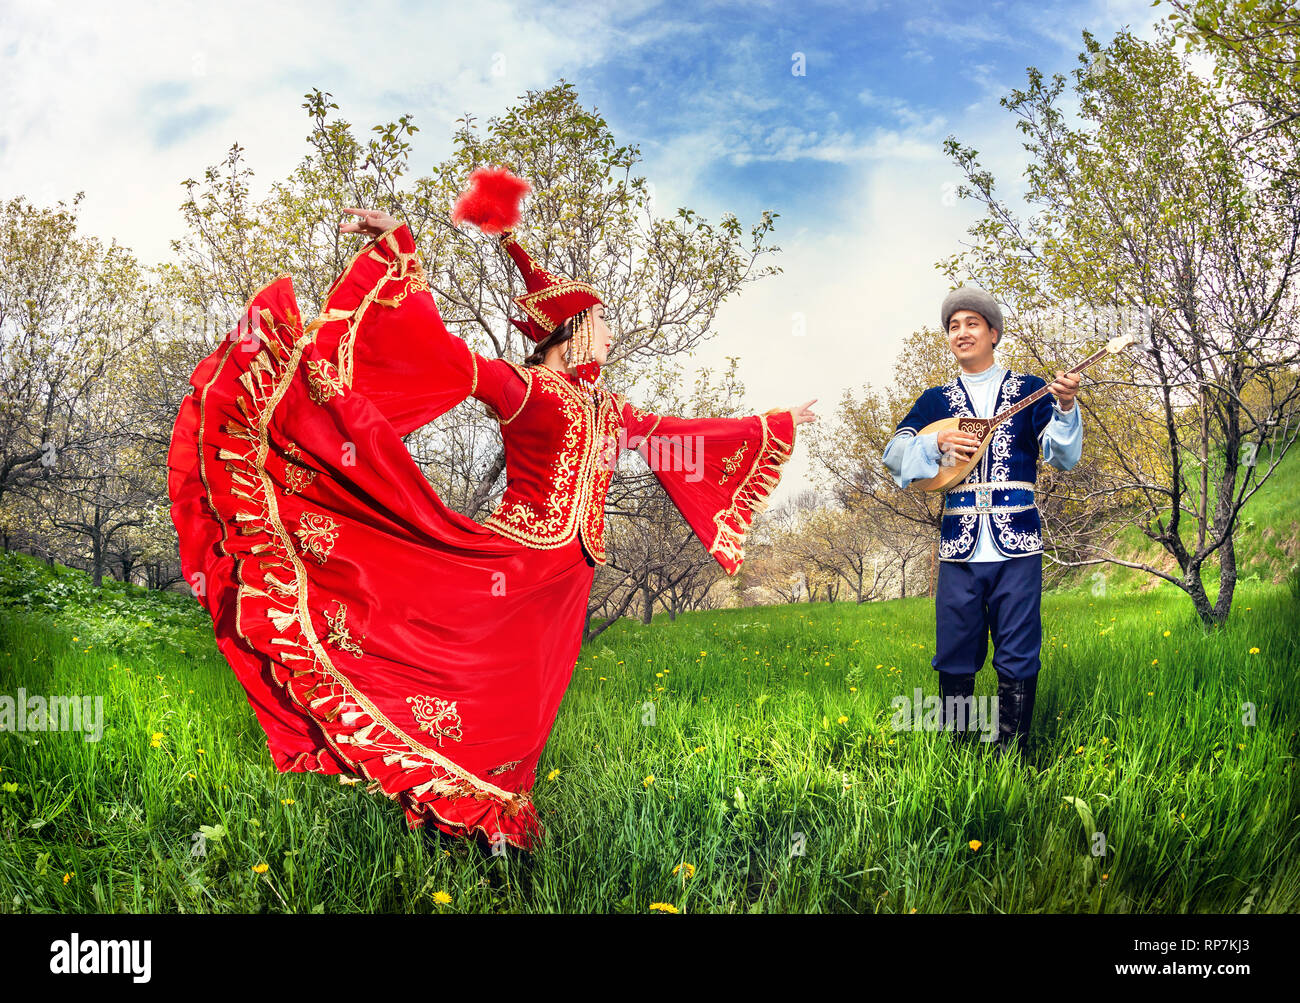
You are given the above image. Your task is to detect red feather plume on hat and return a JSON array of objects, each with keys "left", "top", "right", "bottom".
[
  {"left": 450, "top": 167, "right": 531, "bottom": 234},
  {"left": 450, "top": 166, "right": 605, "bottom": 351}
]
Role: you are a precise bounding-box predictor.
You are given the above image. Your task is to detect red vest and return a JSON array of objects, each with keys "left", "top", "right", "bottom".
[{"left": 481, "top": 361, "right": 625, "bottom": 564}]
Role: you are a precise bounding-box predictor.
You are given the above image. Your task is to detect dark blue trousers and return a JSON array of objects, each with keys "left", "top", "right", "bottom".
[{"left": 932, "top": 553, "right": 1042, "bottom": 682}]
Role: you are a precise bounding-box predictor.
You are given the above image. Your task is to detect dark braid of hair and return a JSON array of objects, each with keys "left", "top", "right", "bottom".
[{"left": 522, "top": 312, "right": 583, "bottom": 368}]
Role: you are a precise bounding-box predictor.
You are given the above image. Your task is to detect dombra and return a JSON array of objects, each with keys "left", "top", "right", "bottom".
[{"left": 909, "top": 330, "right": 1136, "bottom": 493}]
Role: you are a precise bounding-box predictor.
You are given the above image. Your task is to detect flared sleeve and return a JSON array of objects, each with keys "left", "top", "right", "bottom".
[
  {"left": 304, "top": 223, "right": 478, "bottom": 438},
  {"left": 618, "top": 398, "right": 797, "bottom": 575}
]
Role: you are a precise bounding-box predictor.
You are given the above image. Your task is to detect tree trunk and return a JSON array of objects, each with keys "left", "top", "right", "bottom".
[
  {"left": 1211, "top": 536, "right": 1237, "bottom": 625},
  {"left": 467, "top": 447, "right": 507, "bottom": 517}
]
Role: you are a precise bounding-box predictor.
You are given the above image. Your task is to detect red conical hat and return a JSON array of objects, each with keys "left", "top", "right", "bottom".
[{"left": 451, "top": 167, "right": 604, "bottom": 343}]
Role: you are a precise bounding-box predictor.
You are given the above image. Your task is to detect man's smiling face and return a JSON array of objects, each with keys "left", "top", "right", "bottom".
[{"left": 948, "top": 309, "right": 998, "bottom": 369}]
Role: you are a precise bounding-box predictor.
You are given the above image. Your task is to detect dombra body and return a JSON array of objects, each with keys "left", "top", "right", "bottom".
[{"left": 910, "top": 415, "right": 996, "bottom": 492}]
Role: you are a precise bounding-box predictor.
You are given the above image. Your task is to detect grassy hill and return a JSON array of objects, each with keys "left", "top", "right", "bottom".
[
  {"left": 1060, "top": 444, "right": 1300, "bottom": 596},
  {"left": 2, "top": 538, "right": 1298, "bottom": 913}
]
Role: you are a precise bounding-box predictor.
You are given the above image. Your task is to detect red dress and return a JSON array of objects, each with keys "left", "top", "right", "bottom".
[{"left": 167, "top": 224, "right": 797, "bottom": 850}]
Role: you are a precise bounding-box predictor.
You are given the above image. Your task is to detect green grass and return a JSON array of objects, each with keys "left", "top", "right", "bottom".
[{"left": 2, "top": 548, "right": 1297, "bottom": 913}]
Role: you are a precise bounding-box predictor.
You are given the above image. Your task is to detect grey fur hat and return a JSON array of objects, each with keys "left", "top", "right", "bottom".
[{"left": 941, "top": 287, "right": 1004, "bottom": 340}]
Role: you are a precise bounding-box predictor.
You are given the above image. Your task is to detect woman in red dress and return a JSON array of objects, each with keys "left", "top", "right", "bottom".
[{"left": 167, "top": 170, "right": 816, "bottom": 851}]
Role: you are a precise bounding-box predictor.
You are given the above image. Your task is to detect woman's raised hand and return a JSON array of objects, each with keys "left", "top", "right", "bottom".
[
  {"left": 790, "top": 399, "right": 818, "bottom": 426},
  {"left": 339, "top": 207, "right": 401, "bottom": 237}
]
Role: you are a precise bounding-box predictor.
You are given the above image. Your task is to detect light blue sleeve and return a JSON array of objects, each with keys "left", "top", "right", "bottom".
[
  {"left": 883, "top": 431, "right": 942, "bottom": 489},
  {"left": 1041, "top": 402, "right": 1082, "bottom": 471}
]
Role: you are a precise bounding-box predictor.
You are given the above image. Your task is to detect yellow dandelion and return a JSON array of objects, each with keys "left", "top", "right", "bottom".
[
  {"left": 1075, "top": 746, "right": 1085, "bottom": 754},
  {"left": 849, "top": 686, "right": 857, "bottom": 693},
  {"left": 1102, "top": 873, "right": 1109, "bottom": 881},
  {"left": 63, "top": 872, "right": 73, "bottom": 885},
  {"left": 196, "top": 748, "right": 205, "bottom": 755},
  {"left": 432, "top": 890, "right": 452, "bottom": 905},
  {"left": 837, "top": 715, "right": 849, "bottom": 725},
  {"left": 968, "top": 840, "right": 982, "bottom": 852},
  {"left": 546, "top": 768, "right": 561, "bottom": 781},
  {"left": 1151, "top": 659, "right": 1158, "bottom": 665},
  {"left": 673, "top": 862, "right": 696, "bottom": 879},
  {"left": 694, "top": 745, "right": 705, "bottom": 754},
  {"left": 648, "top": 902, "right": 679, "bottom": 913},
  {"left": 655, "top": 672, "right": 664, "bottom": 678},
  {"left": 643, "top": 774, "right": 655, "bottom": 787},
  {"left": 1163, "top": 630, "right": 1170, "bottom": 637},
  {"left": 1249, "top": 647, "right": 1260, "bottom": 655},
  {"left": 252, "top": 863, "right": 269, "bottom": 874},
  {"left": 280, "top": 798, "right": 295, "bottom": 805},
  {"left": 1237, "top": 743, "right": 1245, "bottom": 751}
]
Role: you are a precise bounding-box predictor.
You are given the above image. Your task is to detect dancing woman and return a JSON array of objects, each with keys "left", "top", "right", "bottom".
[{"left": 167, "top": 169, "right": 816, "bottom": 850}]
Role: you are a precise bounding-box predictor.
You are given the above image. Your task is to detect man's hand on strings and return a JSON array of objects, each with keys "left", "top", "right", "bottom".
[
  {"left": 339, "top": 208, "right": 401, "bottom": 238},
  {"left": 936, "top": 429, "right": 981, "bottom": 462}
]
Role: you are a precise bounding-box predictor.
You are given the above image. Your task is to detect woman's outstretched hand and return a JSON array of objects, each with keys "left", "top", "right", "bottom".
[
  {"left": 339, "top": 207, "right": 401, "bottom": 237},
  {"left": 790, "top": 399, "right": 818, "bottom": 426}
]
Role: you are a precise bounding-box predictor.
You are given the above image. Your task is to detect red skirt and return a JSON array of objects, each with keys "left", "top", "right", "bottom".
[{"left": 167, "top": 278, "right": 594, "bottom": 851}]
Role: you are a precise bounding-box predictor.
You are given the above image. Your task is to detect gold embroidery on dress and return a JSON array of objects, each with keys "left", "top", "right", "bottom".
[
  {"left": 406, "top": 694, "right": 464, "bottom": 745},
  {"left": 709, "top": 413, "right": 795, "bottom": 572},
  {"left": 322, "top": 599, "right": 364, "bottom": 657},
  {"left": 483, "top": 366, "right": 585, "bottom": 542},
  {"left": 306, "top": 358, "right": 346, "bottom": 404},
  {"left": 198, "top": 240, "right": 534, "bottom": 845},
  {"left": 294, "top": 510, "right": 340, "bottom": 564},
  {"left": 481, "top": 365, "right": 624, "bottom": 564},
  {"left": 720, "top": 442, "right": 749, "bottom": 484},
  {"left": 282, "top": 443, "right": 318, "bottom": 495},
  {"left": 486, "top": 759, "right": 522, "bottom": 776}
]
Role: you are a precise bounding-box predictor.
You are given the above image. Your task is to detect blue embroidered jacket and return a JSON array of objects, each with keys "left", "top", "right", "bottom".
[{"left": 887, "top": 371, "right": 1076, "bottom": 562}]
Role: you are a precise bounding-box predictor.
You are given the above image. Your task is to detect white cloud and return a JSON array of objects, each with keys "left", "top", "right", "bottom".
[{"left": 0, "top": 0, "right": 614, "bottom": 265}]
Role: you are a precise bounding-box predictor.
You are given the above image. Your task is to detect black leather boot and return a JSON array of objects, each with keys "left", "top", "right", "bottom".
[
  {"left": 938, "top": 673, "right": 977, "bottom": 743},
  {"left": 995, "top": 674, "right": 1038, "bottom": 759}
]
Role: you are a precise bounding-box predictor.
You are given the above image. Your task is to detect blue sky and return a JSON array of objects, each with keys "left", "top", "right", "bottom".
[{"left": 0, "top": 0, "right": 1169, "bottom": 503}]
